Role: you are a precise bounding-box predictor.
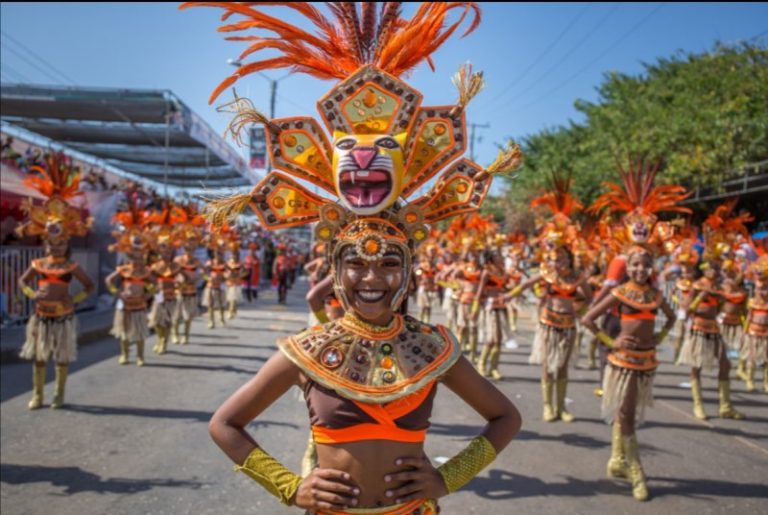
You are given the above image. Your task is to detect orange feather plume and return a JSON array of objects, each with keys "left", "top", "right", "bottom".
[
  {"left": 589, "top": 159, "right": 692, "bottom": 216},
  {"left": 180, "top": 2, "right": 481, "bottom": 103},
  {"left": 530, "top": 170, "right": 583, "bottom": 218},
  {"left": 23, "top": 152, "right": 83, "bottom": 201}
]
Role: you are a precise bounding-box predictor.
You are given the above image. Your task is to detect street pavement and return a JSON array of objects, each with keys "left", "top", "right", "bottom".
[{"left": 1, "top": 280, "right": 766, "bottom": 515}]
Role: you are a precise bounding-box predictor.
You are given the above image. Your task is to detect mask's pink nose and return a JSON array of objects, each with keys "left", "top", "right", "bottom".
[{"left": 350, "top": 147, "right": 376, "bottom": 169}]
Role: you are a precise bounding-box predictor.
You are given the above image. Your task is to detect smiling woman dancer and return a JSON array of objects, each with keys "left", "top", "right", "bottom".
[
  {"left": 16, "top": 152, "right": 94, "bottom": 410},
  {"left": 183, "top": 3, "right": 523, "bottom": 513}
]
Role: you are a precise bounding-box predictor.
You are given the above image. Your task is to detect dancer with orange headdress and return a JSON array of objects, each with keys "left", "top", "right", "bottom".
[
  {"left": 146, "top": 204, "right": 184, "bottom": 355},
  {"left": 202, "top": 224, "right": 230, "bottom": 328},
  {"left": 676, "top": 202, "right": 747, "bottom": 419},
  {"left": 106, "top": 193, "right": 153, "bottom": 366},
  {"left": 511, "top": 171, "right": 592, "bottom": 422},
  {"left": 744, "top": 251, "right": 768, "bottom": 392},
  {"left": 173, "top": 205, "right": 205, "bottom": 345},
  {"left": 224, "top": 227, "right": 247, "bottom": 319},
  {"left": 16, "top": 152, "right": 95, "bottom": 409},
  {"left": 183, "top": 2, "right": 523, "bottom": 512}
]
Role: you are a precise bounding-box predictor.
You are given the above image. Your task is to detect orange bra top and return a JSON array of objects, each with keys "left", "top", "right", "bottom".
[
  {"left": 619, "top": 303, "right": 657, "bottom": 322},
  {"left": 487, "top": 274, "right": 506, "bottom": 288},
  {"left": 39, "top": 272, "right": 72, "bottom": 285},
  {"left": 305, "top": 380, "right": 436, "bottom": 444},
  {"left": 547, "top": 283, "right": 577, "bottom": 299},
  {"left": 462, "top": 268, "right": 481, "bottom": 282},
  {"left": 723, "top": 292, "right": 746, "bottom": 304}
]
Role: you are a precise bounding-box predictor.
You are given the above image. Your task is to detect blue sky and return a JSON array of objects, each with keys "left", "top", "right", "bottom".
[{"left": 2, "top": 2, "right": 767, "bottom": 176}]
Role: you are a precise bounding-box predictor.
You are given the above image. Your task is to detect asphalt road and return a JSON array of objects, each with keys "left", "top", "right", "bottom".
[{"left": 1, "top": 281, "right": 766, "bottom": 515}]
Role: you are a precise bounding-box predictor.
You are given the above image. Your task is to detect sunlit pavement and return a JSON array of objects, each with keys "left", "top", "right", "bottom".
[{"left": 1, "top": 281, "right": 766, "bottom": 514}]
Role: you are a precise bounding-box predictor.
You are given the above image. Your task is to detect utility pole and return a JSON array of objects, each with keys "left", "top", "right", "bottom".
[{"left": 468, "top": 122, "right": 490, "bottom": 162}]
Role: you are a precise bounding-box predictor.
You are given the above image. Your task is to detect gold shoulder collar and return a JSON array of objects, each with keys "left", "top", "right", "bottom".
[{"left": 278, "top": 314, "right": 461, "bottom": 404}]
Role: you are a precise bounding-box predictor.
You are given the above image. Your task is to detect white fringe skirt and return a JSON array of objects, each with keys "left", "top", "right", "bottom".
[
  {"left": 529, "top": 322, "right": 576, "bottom": 375},
  {"left": 20, "top": 314, "right": 78, "bottom": 363},
  {"left": 456, "top": 302, "right": 478, "bottom": 330},
  {"left": 677, "top": 329, "right": 723, "bottom": 371},
  {"left": 176, "top": 294, "right": 198, "bottom": 322},
  {"left": 201, "top": 286, "right": 224, "bottom": 309},
  {"left": 479, "top": 306, "right": 512, "bottom": 344},
  {"left": 416, "top": 286, "right": 437, "bottom": 310},
  {"left": 601, "top": 363, "right": 655, "bottom": 425},
  {"left": 148, "top": 298, "right": 178, "bottom": 329},
  {"left": 721, "top": 323, "right": 744, "bottom": 353},
  {"left": 742, "top": 334, "right": 767, "bottom": 366},
  {"left": 226, "top": 285, "right": 243, "bottom": 304},
  {"left": 111, "top": 308, "right": 150, "bottom": 342}
]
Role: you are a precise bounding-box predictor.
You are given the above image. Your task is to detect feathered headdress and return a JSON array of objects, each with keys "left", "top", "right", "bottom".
[
  {"left": 589, "top": 158, "right": 691, "bottom": 254},
  {"left": 187, "top": 2, "right": 522, "bottom": 259},
  {"left": 147, "top": 203, "right": 186, "bottom": 252},
  {"left": 702, "top": 199, "right": 754, "bottom": 265},
  {"left": 531, "top": 171, "right": 582, "bottom": 260},
  {"left": 15, "top": 151, "right": 92, "bottom": 242},
  {"left": 109, "top": 192, "right": 151, "bottom": 255}
]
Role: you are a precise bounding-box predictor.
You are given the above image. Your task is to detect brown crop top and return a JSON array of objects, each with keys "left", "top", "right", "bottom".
[{"left": 304, "top": 380, "right": 437, "bottom": 444}]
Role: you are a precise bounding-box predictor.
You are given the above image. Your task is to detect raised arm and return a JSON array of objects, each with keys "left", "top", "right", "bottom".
[{"left": 306, "top": 275, "right": 334, "bottom": 323}]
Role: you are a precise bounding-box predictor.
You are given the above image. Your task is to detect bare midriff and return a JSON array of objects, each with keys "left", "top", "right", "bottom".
[
  {"left": 316, "top": 440, "right": 426, "bottom": 508},
  {"left": 618, "top": 318, "right": 656, "bottom": 350}
]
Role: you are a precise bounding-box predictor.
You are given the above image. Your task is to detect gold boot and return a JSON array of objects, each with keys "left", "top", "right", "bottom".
[
  {"left": 182, "top": 321, "right": 191, "bottom": 345},
  {"left": 227, "top": 301, "right": 236, "bottom": 320},
  {"left": 556, "top": 377, "right": 574, "bottom": 422},
  {"left": 542, "top": 379, "right": 556, "bottom": 422},
  {"left": 764, "top": 366, "right": 768, "bottom": 393},
  {"left": 50, "top": 364, "right": 68, "bottom": 409},
  {"left": 156, "top": 327, "right": 167, "bottom": 355},
  {"left": 489, "top": 347, "right": 503, "bottom": 380},
  {"left": 606, "top": 422, "right": 628, "bottom": 478},
  {"left": 587, "top": 338, "right": 598, "bottom": 370},
  {"left": 745, "top": 366, "right": 755, "bottom": 392},
  {"left": 691, "top": 377, "right": 707, "bottom": 420},
  {"left": 136, "top": 340, "right": 145, "bottom": 367},
  {"left": 171, "top": 322, "right": 180, "bottom": 344},
  {"left": 718, "top": 380, "right": 745, "bottom": 419},
  {"left": 736, "top": 359, "right": 749, "bottom": 382},
  {"left": 476, "top": 345, "right": 490, "bottom": 377},
  {"left": 118, "top": 340, "right": 129, "bottom": 365},
  {"left": 459, "top": 327, "right": 469, "bottom": 352},
  {"left": 623, "top": 434, "right": 649, "bottom": 501},
  {"left": 28, "top": 364, "right": 46, "bottom": 410},
  {"left": 468, "top": 329, "right": 478, "bottom": 364},
  {"left": 220, "top": 308, "right": 226, "bottom": 326},
  {"left": 207, "top": 308, "right": 215, "bottom": 329}
]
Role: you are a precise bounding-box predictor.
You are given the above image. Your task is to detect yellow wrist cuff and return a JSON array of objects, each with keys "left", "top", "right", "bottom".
[
  {"left": 313, "top": 309, "right": 330, "bottom": 324},
  {"left": 437, "top": 435, "right": 497, "bottom": 493},
  {"left": 73, "top": 291, "right": 89, "bottom": 304},
  {"left": 510, "top": 285, "right": 523, "bottom": 298},
  {"left": 22, "top": 286, "right": 36, "bottom": 299},
  {"left": 108, "top": 285, "right": 119, "bottom": 295},
  {"left": 596, "top": 331, "right": 614, "bottom": 348},
  {"left": 234, "top": 446, "right": 302, "bottom": 506}
]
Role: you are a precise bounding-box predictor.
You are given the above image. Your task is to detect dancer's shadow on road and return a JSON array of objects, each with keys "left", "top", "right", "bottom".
[
  {"left": 429, "top": 423, "right": 608, "bottom": 449},
  {"left": 142, "top": 362, "right": 256, "bottom": 374},
  {"left": 0, "top": 463, "right": 208, "bottom": 495},
  {"left": 644, "top": 419, "right": 768, "bottom": 440},
  {"left": 463, "top": 469, "right": 621, "bottom": 500},
  {"left": 162, "top": 350, "right": 267, "bottom": 362},
  {"left": 188, "top": 333, "right": 234, "bottom": 340},
  {"left": 65, "top": 403, "right": 213, "bottom": 422}
]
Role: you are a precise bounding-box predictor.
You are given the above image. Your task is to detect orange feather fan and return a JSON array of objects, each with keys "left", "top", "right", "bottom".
[
  {"left": 179, "top": 2, "right": 481, "bottom": 103},
  {"left": 530, "top": 170, "right": 583, "bottom": 218},
  {"left": 23, "top": 152, "right": 82, "bottom": 201},
  {"left": 589, "top": 159, "right": 692, "bottom": 216}
]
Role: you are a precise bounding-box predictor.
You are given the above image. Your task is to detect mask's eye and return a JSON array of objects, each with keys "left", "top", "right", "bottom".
[
  {"left": 336, "top": 138, "right": 356, "bottom": 151},
  {"left": 375, "top": 137, "right": 399, "bottom": 150}
]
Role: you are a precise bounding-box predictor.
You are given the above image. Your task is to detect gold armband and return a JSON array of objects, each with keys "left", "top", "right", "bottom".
[
  {"left": 22, "top": 286, "right": 36, "bottom": 299},
  {"left": 510, "top": 285, "right": 523, "bottom": 298},
  {"left": 108, "top": 285, "right": 119, "bottom": 296},
  {"left": 313, "top": 309, "right": 330, "bottom": 324},
  {"left": 471, "top": 299, "right": 480, "bottom": 315},
  {"left": 234, "top": 446, "right": 302, "bottom": 506},
  {"left": 595, "top": 331, "right": 614, "bottom": 348},
  {"left": 73, "top": 291, "right": 89, "bottom": 304},
  {"left": 688, "top": 294, "right": 704, "bottom": 313},
  {"left": 656, "top": 327, "right": 670, "bottom": 343},
  {"left": 145, "top": 283, "right": 157, "bottom": 294},
  {"left": 437, "top": 435, "right": 497, "bottom": 493}
]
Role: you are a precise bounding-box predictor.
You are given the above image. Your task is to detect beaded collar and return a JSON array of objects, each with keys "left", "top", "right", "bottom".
[{"left": 279, "top": 315, "right": 460, "bottom": 403}]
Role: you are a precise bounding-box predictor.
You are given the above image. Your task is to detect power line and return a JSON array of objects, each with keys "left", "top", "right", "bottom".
[
  {"left": 0, "top": 30, "right": 77, "bottom": 84},
  {"left": 483, "top": 3, "right": 593, "bottom": 106},
  {"left": 508, "top": 3, "right": 666, "bottom": 115},
  {"left": 0, "top": 62, "right": 32, "bottom": 83},
  {"left": 0, "top": 42, "right": 64, "bottom": 84},
  {"left": 492, "top": 3, "right": 621, "bottom": 113}
]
